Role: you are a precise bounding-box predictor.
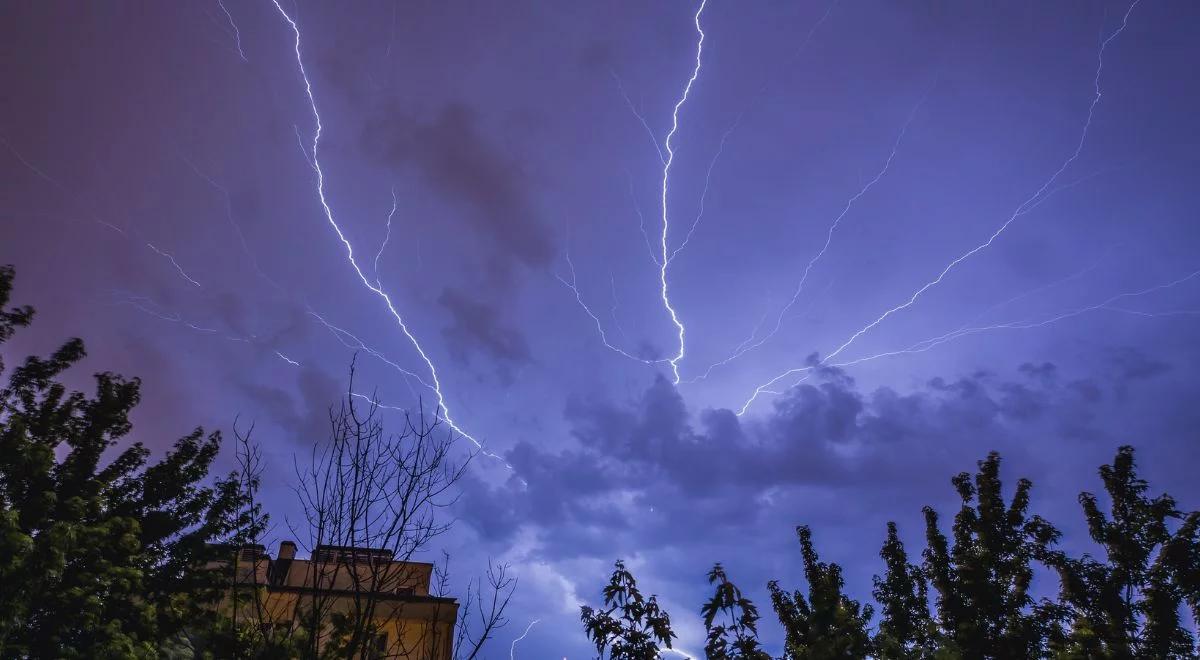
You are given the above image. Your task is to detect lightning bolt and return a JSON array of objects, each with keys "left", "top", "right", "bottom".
[
  {"left": 696, "top": 97, "right": 925, "bottom": 379},
  {"left": 625, "top": 169, "right": 660, "bottom": 266},
  {"left": 114, "top": 294, "right": 217, "bottom": 333},
  {"left": 956, "top": 249, "right": 1112, "bottom": 328},
  {"left": 351, "top": 391, "right": 410, "bottom": 412},
  {"left": 556, "top": 251, "right": 668, "bottom": 365},
  {"left": 510, "top": 619, "right": 539, "bottom": 660},
  {"left": 307, "top": 309, "right": 431, "bottom": 393},
  {"left": 738, "top": 265, "right": 1197, "bottom": 414},
  {"left": 216, "top": 0, "right": 248, "bottom": 62},
  {"left": 113, "top": 292, "right": 303, "bottom": 367},
  {"left": 906, "top": 268, "right": 1200, "bottom": 354},
  {"left": 599, "top": 0, "right": 836, "bottom": 383},
  {"left": 178, "top": 152, "right": 281, "bottom": 290},
  {"left": 145, "top": 242, "right": 202, "bottom": 288},
  {"left": 2, "top": 134, "right": 126, "bottom": 237},
  {"left": 667, "top": 118, "right": 738, "bottom": 263},
  {"left": 738, "top": 0, "right": 1142, "bottom": 414},
  {"left": 0, "top": 133, "right": 223, "bottom": 296},
  {"left": 659, "top": 0, "right": 708, "bottom": 384},
  {"left": 374, "top": 185, "right": 398, "bottom": 281},
  {"left": 612, "top": 70, "right": 666, "bottom": 165},
  {"left": 661, "top": 0, "right": 839, "bottom": 267},
  {"left": 609, "top": 272, "right": 631, "bottom": 344},
  {"left": 269, "top": 0, "right": 486, "bottom": 456}
]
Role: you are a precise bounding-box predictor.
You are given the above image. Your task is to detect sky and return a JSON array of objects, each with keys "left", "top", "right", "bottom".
[{"left": 2, "top": 0, "right": 1200, "bottom": 656}]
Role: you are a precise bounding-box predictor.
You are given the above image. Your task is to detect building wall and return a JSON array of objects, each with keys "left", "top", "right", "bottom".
[{"left": 209, "top": 544, "right": 458, "bottom": 659}]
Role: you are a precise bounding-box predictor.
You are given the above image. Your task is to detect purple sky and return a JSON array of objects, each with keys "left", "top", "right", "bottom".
[{"left": 3, "top": 1, "right": 1200, "bottom": 655}]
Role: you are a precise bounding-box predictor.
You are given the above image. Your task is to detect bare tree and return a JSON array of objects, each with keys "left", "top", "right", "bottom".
[
  {"left": 437, "top": 554, "right": 516, "bottom": 660},
  {"left": 211, "top": 361, "right": 514, "bottom": 659}
]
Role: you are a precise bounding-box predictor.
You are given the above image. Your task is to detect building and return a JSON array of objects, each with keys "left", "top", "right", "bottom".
[{"left": 212, "top": 541, "right": 458, "bottom": 659}]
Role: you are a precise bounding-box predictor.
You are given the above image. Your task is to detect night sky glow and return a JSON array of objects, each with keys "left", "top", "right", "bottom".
[{"left": 3, "top": 1, "right": 1200, "bottom": 655}]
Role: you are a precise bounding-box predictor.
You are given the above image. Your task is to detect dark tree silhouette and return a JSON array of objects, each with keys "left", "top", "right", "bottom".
[
  {"left": 701, "top": 563, "right": 768, "bottom": 659},
  {"left": 921, "top": 451, "right": 1061, "bottom": 659},
  {"left": 768, "top": 526, "right": 873, "bottom": 659},
  {"left": 872, "top": 522, "right": 937, "bottom": 659},
  {"left": 579, "top": 447, "right": 1198, "bottom": 658},
  {"left": 1047, "top": 446, "right": 1200, "bottom": 657},
  {"left": 581, "top": 560, "right": 676, "bottom": 659},
  {"left": 0, "top": 265, "right": 261, "bottom": 658}
]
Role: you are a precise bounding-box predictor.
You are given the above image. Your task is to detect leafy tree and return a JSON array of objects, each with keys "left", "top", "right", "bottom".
[
  {"left": 581, "top": 560, "right": 676, "bottom": 659},
  {"left": 1048, "top": 446, "right": 1199, "bottom": 658},
  {"left": 872, "top": 522, "right": 939, "bottom": 659},
  {"left": 701, "top": 563, "right": 768, "bottom": 659},
  {"left": 768, "top": 525, "right": 873, "bottom": 659},
  {"left": 0, "top": 265, "right": 261, "bottom": 658},
  {"left": 921, "top": 451, "right": 1061, "bottom": 659}
]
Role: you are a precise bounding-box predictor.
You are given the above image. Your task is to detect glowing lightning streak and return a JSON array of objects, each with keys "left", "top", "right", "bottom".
[
  {"left": 146, "top": 242, "right": 202, "bottom": 288},
  {"left": 178, "top": 153, "right": 281, "bottom": 290},
  {"left": 351, "top": 392, "right": 409, "bottom": 412},
  {"left": 510, "top": 619, "right": 539, "bottom": 660},
  {"left": 660, "top": 0, "right": 708, "bottom": 384},
  {"left": 1, "top": 134, "right": 126, "bottom": 236},
  {"left": 556, "top": 252, "right": 668, "bottom": 365},
  {"left": 902, "top": 268, "right": 1200, "bottom": 354},
  {"left": 695, "top": 99, "right": 923, "bottom": 380},
  {"left": 612, "top": 70, "right": 666, "bottom": 165},
  {"left": 307, "top": 309, "right": 431, "bottom": 392},
  {"left": 1, "top": 134, "right": 221, "bottom": 298},
  {"left": 766, "top": 268, "right": 1200, "bottom": 394},
  {"left": 270, "top": 1, "right": 485, "bottom": 454},
  {"left": 738, "top": 0, "right": 1141, "bottom": 414},
  {"left": 668, "top": 118, "right": 738, "bottom": 262},
  {"left": 375, "top": 185, "right": 398, "bottom": 280},
  {"left": 626, "top": 170, "right": 660, "bottom": 266},
  {"left": 115, "top": 294, "right": 303, "bottom": 367},
  {"left": 216, "top": 0, "right": 248, "bottom": 62}
]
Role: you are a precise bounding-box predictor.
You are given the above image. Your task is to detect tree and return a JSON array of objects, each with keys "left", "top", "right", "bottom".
[
  {"left": 581, "top": 560, "right": 676, "bottom": 659},
  {"left": 768, "top": 525, "right": 873, "bottom": 659},
  {"left": 1048, "top": 446, "right": 1200, "bottom": 658},
  {"left": 872, "top": 522, "right": 938, "bottom": 659},
  {"left": 0, "top": 265, "right": 260, "bottom": 658},
  {"left": 220, "top": 371, "right": 514, "bottom": 660},
  {"left": 921, "top": 451, "right": 1061, "bottom": 659},
  {"left": 701, "top": 563, "right": 768, "bottom": 659}
]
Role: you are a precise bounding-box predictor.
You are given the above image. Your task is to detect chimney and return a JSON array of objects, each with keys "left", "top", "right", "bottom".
[{"left": 278, "top": 540, "right": 297, "bottom": 561}]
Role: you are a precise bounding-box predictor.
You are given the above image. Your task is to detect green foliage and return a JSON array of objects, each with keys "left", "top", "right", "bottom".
[
  {"left": 581, "top": 559, "right": 676, "bottom": 659},
  {"left": 872, "top": 522, "right": 938, "bottom": 659},
  {"left": 768, "top": 526, "right": 873, "bottom": 659},
  {"left": 701, "top": 563, "right": 768, "bottom": 659},
  {"left": 920, "top": 452, "right": 1062, "bottom": 659},
  {"left": 1048, "top": 446, "right": 1200, "bottom": 658},
  {"left": 581, "top": 446, "right": 1198, "bottom": 658},
  {"left": 0, "top": 266, "right": 262, "bottom": 658}
]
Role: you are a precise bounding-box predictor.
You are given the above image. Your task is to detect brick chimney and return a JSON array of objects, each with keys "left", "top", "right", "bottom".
[{"left": 278, "top": 540, "right": 297, "bottom": 561}]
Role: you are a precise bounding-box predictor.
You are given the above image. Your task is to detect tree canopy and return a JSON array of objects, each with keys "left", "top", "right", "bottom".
[
  {"left": 0, "top": 265, "right": 260, "bottom": 658},
  {"left": 584, "top": 446, "right": 1200, "bottom": 659}
]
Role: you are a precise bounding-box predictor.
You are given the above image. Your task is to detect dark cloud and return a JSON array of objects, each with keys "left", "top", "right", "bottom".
[
  {"left": 364, "top": 102, "right": 553, "bottom": 272},
  {"left": 1103, "top": 346, "right": 1170, "bottom": 398},
  {"left": 437, "top": 287, "right": 532, "bottom": 382},
  {"left": 455, "top": 349, "right": 1182, "bottom": 562},
  {"left": 231, "top": 365, "right": 342, "bottom": 449}
]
